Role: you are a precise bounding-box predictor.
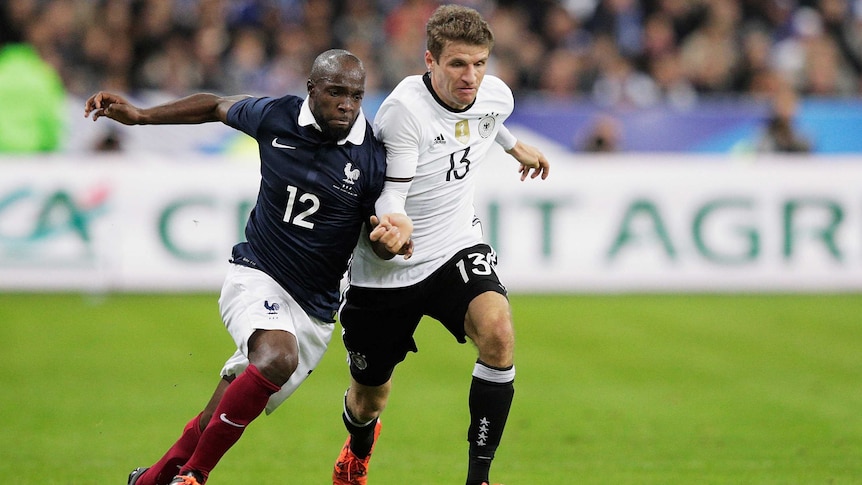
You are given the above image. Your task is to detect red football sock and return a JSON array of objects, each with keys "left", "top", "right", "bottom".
[
  {"left": 136, "top": 413, "right": 204, "bottom": 485},
  {"left": 180, "top": 364, "right": 281, "bottom": 481}
]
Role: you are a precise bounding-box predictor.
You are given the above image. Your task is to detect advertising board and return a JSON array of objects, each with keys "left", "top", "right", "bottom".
[{"left": 2, "top": 153, "right": 860, "bottom": 292}]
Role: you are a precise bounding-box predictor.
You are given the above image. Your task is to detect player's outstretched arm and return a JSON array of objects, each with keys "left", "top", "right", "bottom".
[
  {"left": 368, "top": 213, "right": 413, "bottom": 260},
  {"left": 84, "top": 92, "right": 251, "bottom": 126},
  {"left": 506, "top": 140, "right": 550, "bottom": 181}
]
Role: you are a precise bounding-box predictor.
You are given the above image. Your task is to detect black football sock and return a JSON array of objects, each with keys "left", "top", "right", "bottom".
[
  {"left": 466, "top": 360, "right": 515, "bottom": 485},
  {"left": 342, "top": 393, "right": 379, "bottom": 459}
]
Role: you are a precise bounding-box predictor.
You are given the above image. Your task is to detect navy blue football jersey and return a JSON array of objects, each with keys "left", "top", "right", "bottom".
[{"left": 225, "top": 95, "right": 386, "bottom": 322}]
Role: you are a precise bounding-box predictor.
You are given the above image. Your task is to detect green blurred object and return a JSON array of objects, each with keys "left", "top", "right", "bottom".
[{"left": 0, "top": 44, "right": 66, "bottom": 153}]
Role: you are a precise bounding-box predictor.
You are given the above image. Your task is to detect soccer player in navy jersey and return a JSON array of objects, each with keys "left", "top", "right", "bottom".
[
  {"left": 331, "top": 6, "right": 549, "bottom": 485},
  {"left": 84, "top": 49, "right": 412, "bottom": 485}
]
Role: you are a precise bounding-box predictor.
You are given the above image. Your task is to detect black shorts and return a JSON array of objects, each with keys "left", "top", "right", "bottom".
[{"left": 340, "top": 243, "right": 508, "bottom": 386}]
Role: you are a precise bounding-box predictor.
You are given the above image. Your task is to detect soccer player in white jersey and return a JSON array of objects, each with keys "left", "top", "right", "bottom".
[{"left": 332, "top": 5, "right": 550, "bottom": 485}]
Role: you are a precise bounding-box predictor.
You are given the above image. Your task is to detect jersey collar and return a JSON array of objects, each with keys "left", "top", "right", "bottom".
[{"left": 299, "top": 97, "right": 366, "bottom": 146}]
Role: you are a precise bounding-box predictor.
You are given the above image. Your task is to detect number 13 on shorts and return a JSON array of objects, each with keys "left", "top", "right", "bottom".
[{"left": 455, "top": 249, "right": 498, "bottom": 283}]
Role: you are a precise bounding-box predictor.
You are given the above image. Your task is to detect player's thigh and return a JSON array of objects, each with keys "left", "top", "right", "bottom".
[
  {"left": 340, "top": 285, "right": 423, "bottom": 386},
  {"left": 427, "top": 244, "right": 509, "bottom": 343},
  {"left": 218, "top": 263, "right": 301, "bottom": 356}
]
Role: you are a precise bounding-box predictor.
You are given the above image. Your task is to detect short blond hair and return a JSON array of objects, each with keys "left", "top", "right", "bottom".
[{"left": 426, "top": 4, "right": 494, "bottom": 61}]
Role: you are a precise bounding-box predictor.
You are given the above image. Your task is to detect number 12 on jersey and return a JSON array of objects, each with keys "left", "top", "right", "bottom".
[{"left": 284, "top": 185, "right": 320, "bottom": 229}]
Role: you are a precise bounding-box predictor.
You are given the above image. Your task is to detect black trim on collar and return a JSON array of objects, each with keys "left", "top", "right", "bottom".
[{"left": 423, "top": 71, "right": 475, "bottom": 113}]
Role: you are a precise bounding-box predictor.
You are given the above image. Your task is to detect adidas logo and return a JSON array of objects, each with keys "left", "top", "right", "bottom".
[{"left": 432, "top": 134, "right": 446, "bottom": 146}]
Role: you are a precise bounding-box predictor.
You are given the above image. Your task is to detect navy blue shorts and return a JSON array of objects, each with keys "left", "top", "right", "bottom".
[{"left": 340, "top": 243, "right": 508, "bottom": 386}]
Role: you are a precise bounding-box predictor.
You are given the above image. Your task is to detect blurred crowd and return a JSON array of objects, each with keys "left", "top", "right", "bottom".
[{"left": 2, "top": 0, "right": 862, "bottom": 106}]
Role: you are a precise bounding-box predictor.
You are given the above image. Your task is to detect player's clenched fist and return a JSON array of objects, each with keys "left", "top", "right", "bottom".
[{"left": 369, "top": 213, "right": 413, "bottom": 260}]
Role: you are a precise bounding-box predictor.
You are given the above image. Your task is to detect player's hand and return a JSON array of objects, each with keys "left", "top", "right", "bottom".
[
  {"left": 369, "top": 213, "right": 413, "bottom": 260},
  {"left": 84, "top": 91, "right": 141, "bottom": 125},
  {"left": 507, "top": 141, "right": 550, "bottom": 181}
]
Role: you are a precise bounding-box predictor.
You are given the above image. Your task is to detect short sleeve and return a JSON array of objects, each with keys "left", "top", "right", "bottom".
[{"left": 225, "top": 96, "right": 276, "bottom": 138}]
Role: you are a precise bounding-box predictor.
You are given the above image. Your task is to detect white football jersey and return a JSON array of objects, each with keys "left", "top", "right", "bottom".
[{"left": 349, "top": 73, "right": 514, "bottom": 288}]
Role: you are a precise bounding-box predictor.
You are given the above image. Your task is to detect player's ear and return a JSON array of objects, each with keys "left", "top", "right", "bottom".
[
  {"left": 306, "top": 79, "right": 314, "bottom": 95},
  {"left": 424, "top": 51, "right": 434, "bottom": 71}
]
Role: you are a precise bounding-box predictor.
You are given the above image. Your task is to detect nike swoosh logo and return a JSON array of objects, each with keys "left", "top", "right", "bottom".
[
  {"left": 272, "top": 138, "right": 296, "bottom": 149},
  {"left": 219, "top": 413, "right": 246, "bottom": 428}
]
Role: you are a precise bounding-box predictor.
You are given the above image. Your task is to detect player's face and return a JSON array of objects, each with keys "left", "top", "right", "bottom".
[
  {"left": 308, "top": 69, "right": 365, "bottom": 141},
  {"left": 426, "top": 42, "right": 489, "bottom": 110}
]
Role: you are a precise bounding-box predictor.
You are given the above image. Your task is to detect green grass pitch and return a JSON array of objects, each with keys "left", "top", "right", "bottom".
[{"left": 1, "top": 292, "right": 861, "bottom": 484}]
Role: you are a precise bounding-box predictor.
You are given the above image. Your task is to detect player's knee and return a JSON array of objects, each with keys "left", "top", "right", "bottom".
[
  {"left": 352, "top": 402, "right": 384, "bottom": 423},
  {"left": 466, "top": 295, "right": 513, "bottom": 349},
  {"left": 249, "top": 348, "right": 299, "bottom": 386},
  {"left": 255, "top": 350, "right": 298, "bottom": 386},
  {"left": 249, "top": 329, "right": 299, "bottom": 386},
  {"left": 476, "top": 316, "right": 515, "bottom": 365},
  {"left": 350, "top": 384, "right": 389, "bottom": 421},
  {"left": 483, "top": 309, "right": 514, "bottom": 341}
]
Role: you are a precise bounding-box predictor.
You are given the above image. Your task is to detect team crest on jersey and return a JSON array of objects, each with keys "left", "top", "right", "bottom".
[
  {"left": 342, "top": 162, "right": 360, "bottom": 185},
  {"left": 348, "top": 351, "right": 368, "bottom": 370},
  {"left": 334, "top": 161, "right": 360, "bottom": 197},
  {"left": 455, "top": 119, "right": 470, "bottom": 144},
  {"left": 264, "top": 300, "right": 280, "bottom": 320},
  {"left": 478, "top": 115, "right": 495, "bottom": 138}
]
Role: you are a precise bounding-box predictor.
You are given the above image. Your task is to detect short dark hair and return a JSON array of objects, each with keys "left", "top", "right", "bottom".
[
  {"left": 425, "top": 4, "right": 494, "bottom": 61},
  {"left": 309, "top": 49, "right": 364, "bottom": 84}
]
